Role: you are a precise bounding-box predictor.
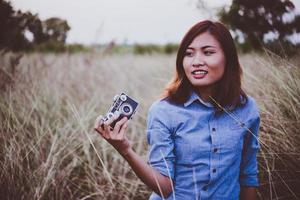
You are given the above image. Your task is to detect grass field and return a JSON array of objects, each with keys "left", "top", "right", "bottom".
[{"left": 0, "top": 51, "right": 299, "bottom": 199}]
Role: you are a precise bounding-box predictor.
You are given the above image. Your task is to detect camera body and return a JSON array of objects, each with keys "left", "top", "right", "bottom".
[{"left": 101, "top": 93, "right": 138, "bottom": 128}]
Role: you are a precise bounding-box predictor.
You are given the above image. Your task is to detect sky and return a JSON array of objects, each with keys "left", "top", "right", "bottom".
[{"left": 10, "top": 0, "right": 300, "bottom": 45}]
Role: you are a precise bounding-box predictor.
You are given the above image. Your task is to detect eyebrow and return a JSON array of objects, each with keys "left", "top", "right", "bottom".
[{"left": 186, "top": 45, "right": 216, "bottom": 50}]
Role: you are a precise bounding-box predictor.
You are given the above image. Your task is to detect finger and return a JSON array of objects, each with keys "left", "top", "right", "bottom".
[
  {"left": 104, "top": 111, "right": 120, "bottom": 128},
  {"left": 117, "top": 120, "right": 128, "bottom": 140},
  {"left": 94, "top": 117, "right": 110, "bottom": 139},
  {"left": 113, "top": 110, "right": 120, "bottom": 120},
  {"left": 94, "top": 117, "right": 104, "bottom": 135},
  {"left": 94, "top": 116, "right": 106, "bottom": 136},
  {"left": 94, "top": 115, "right": 104, "bottom": 130},
  {"left": 100, "top": 126, "right": 110, "bottom": 139},
  {"left": 103, "top": 123, "right": 113, "bottom": 138},
  {"left": 108, "top": 111, "right": 121, "bottom": 130},
  {"left": 113, "top": 117, "right": 128, "bottom": 135},
  {"left": 94, "top": 124, "right": 110, "bottom": 139}
]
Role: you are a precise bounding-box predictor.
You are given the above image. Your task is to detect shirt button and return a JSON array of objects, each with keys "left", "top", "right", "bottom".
[
  {"left": 213, "top": 169, "right": 216, "bottom": 173},
  {"left": 212, "top": 127, "right": 216, "bottom": 131},
  {"left": 213, "top": 148, "right": 218, "bottom": 153}
]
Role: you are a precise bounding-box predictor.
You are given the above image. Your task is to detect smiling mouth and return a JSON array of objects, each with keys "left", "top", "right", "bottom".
[{"left": 191, "top": 69, "right": 208, "bottom": 75}]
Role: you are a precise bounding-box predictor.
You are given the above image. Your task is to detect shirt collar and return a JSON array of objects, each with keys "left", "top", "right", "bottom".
[{"left": 183, "top": 90, "right": 214, "bottom": 108}]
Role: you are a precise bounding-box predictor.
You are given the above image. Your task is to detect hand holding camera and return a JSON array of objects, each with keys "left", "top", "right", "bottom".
[{"left": 94, "top": 93, "right": 138, "bottom": 156}]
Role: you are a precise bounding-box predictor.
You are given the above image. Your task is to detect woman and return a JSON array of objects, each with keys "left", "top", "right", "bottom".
[{"left": 94, "top": 20, "right": 260, "bottom": 200}]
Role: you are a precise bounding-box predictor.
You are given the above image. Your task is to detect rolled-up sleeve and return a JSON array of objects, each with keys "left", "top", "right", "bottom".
[
  {"left": 239, "top": 103, "right": 260, "bottom": 187},
  {"left": 146, "top": 102, "right": 175, "bottom": 179}
]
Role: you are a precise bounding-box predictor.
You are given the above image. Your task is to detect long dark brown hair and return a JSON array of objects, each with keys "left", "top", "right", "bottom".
[{"left": 162, "top": 20, "right": 247, "bottom": 113}]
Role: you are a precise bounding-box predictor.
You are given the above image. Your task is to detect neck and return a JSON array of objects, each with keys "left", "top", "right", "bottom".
[{"left": 194, "top": 86, "right": 213, "bottom": 102}]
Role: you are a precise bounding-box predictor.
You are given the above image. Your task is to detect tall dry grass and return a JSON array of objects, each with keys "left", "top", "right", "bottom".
[
  {"left": 241, "top": 51, "right": 300, "bottom": 200},
  {"left": 0, "top": 51, "right": 299, "bottom": 200}
]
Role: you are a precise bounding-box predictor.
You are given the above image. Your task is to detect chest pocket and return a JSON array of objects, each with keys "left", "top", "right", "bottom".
[
  {"left": 229, "top": 120, "right": 246, "bottom": 130},
  {"left": 221, "top": 120, "right": 246, "bottom": 150}
]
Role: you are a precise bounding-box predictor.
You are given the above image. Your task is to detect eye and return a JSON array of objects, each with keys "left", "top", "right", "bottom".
[
  {"left": 204, "top": 50, "right": 215, "bottom": 56},
  {"left": 184, "top": 51, "right": 193, "bottom": 57}
]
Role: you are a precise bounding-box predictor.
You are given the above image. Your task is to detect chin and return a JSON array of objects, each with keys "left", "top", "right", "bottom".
[
  {"left": 191, "top": 81, "right": 211, "bottom": 87},
  {"left": 190, "top": 81, "right": 216, "bottom": 90}
]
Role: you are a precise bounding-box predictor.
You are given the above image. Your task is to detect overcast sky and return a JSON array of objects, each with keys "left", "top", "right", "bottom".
[{"left": 11, "top": 0, "right": 300, "bottom": 45}]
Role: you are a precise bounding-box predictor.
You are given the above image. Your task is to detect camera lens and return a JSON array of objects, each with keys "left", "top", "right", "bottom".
[
  {"left": 121, "top": 103, "right": 132, "bottom": 115},
  {"left": 123, "top": 106, "right": 130, "bottom": 113}
]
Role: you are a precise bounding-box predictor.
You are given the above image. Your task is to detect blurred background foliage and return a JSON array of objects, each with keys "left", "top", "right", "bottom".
[
  {"left": 0, "top": 0, "right": 71, "bottom": 52},
  {"left": 218, "top": 0, "right": 300, "bottom": 56},
  {"left": 1, "top": 0, "right": 300, "bottom": 55}
]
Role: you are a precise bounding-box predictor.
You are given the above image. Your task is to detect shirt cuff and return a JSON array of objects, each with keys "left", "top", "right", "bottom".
[
  {"left": 240, "top": 174, "right": 259, "bottom": 187},
  {"left": 148, "top": 160, "right": 174, "bottom": 179}
]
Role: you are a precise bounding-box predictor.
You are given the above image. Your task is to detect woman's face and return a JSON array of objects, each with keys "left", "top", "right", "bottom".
[{"left": 183, "top": 31, "right": 225, "bottom": 95}]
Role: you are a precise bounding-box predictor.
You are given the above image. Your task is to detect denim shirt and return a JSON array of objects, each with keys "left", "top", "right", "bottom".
[{"left": 146, "top": 91, "right": 260, "bottom": 200}]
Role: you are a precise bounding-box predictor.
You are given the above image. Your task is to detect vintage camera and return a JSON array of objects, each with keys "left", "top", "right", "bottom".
[{"left": 101, "top": 93, "right": 138, "bottom": 129}]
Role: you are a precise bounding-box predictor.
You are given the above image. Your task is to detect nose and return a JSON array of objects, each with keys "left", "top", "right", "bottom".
[{"left": 192, "top": 53, "right": 204, "bottom": 67}]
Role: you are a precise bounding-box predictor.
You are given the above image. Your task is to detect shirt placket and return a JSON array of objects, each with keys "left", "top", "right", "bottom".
[{"left": 201, "top": 116, "right": 221, "bottom": 198}]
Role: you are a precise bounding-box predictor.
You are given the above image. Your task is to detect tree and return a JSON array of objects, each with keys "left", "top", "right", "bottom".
[
  {"left": 0, "top": 0, "right": 29, "bottom": 51},
  {"left": 21, "top": 12, "right": 45, "bottom": 44},
  {"left": 218, "top": 0, "right": 300, "bottom": 53},
  {"left": 43, "top": 17, "right": 70, "bottom": 44},
  {"left": 0, "top": 0, "right": 71, "bottom": 52}
]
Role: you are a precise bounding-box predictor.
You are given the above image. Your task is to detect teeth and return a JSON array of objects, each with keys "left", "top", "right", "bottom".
[{"left": 193, "top": 70, "right": 207, "bottom": 75}]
